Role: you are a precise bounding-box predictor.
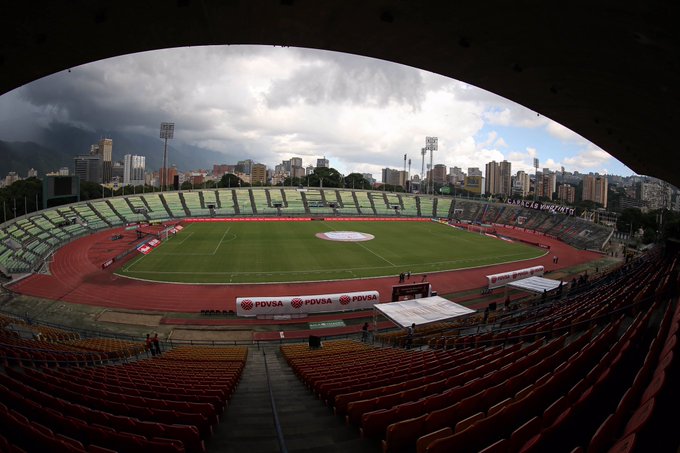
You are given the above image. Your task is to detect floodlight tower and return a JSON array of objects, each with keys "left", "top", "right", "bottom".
[
  {"left": 420, "top": 147, "right": 426, "bottom": 192},
  {"left": 160, "top": 122, "right": 175, "bottom": 191},
  {"left": 403, "top": 154, "right": 407, "bottom": 189},
  {"left": 408, "top": 158, "right": 412, "bottom": 192},
  {"left": 533, "top": 157, "right": 540, "bottom": 201},
  {"left": 426, "top": 136, "right": 438, "bottom": 195}
]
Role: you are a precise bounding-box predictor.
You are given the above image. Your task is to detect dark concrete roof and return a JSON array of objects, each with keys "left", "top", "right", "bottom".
[{"left": 2, "top": 1, "right": 678, "bottom": 185}]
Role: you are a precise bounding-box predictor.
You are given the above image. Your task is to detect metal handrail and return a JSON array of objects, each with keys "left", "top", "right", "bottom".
[{"left": 263, "top": 350, "right": 288, "bottom": 453}]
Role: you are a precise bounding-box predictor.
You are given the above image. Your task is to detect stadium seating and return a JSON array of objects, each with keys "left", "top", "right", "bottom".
[
  {"left": 139, "top": 193, "right": 170, "bottom": 220},
  {"left": 267, "top": 188, "right": 285, "bottom": 211},
  {"left": 277, "top": 250, "right": 677, "bottom": 453},
  {"left": 107, "top": 198, "right": 137, "bottom": 222},
  {"left": 436, "top": 198, "right": 453, "bottom": 218},
  {"left": 215, "top": 190, "right": 237, "bottom": 215},
  {"left": 182, "top": 191, "right": 210, "bottom": 216},
  {"left": 232, "top": 189, "right": 252, "bottom": 214},
  {"left": 250, "top": 189, "right": 278, "bottom": 215},
  {"left": 371, "top": 192, "right": 398, "bottom": 216},
  {"left": 399, "top": 194, "right": 418, "bottom": 216},
  {"left": 161, "top": 192, "right": 187, "bottom": 217},
  {"left": 200, "top": 190, "right": 217, "bottom": 211},
  {"left": 418, "top": 196, "right": 435, "bottom": 218},
  {"left": 89, "top": 200, "right": 124, "bottom": 225},
  {"left": 125, "top": 195, "right": 150, "bottom": 220},
  {"left": 282, "top": 189, "right": 306, "bottom": 214},
  {"left": 0, "top": 315, "right": 249, "bottom": 453},
  {"left": 353, "top": 191, "right": 375, "bottom": 215},
  {"left": 0, "top": 188, "right": 618, "bottom": 276},
  {"left": 336, "top": 190, "right": 360, "bottom": 214}
]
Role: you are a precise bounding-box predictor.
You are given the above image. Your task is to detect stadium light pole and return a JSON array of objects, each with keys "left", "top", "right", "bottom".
[
  {"left": 160, "top": 122, "right": 175, "bottom": 192},
  {"left": 426, "top": 137, "right": 438, "bottom": 195},
  {"left": 533, "top": 157, "right": 539, "bottom": 202},
  {"left": 420, "top": 147, "right": 426, "bottom": 193},
  {"left": 408, "top": 158, "right": 412, "bottom": 193}
]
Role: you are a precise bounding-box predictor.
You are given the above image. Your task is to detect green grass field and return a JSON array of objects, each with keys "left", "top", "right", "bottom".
[{"left": 116, "top": 221, "right": 546, "bottom": 284}]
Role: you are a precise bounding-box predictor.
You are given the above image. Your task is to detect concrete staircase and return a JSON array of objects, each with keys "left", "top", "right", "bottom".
[{"left": 208, "top": 345, "right": 379, "bottom": 452}]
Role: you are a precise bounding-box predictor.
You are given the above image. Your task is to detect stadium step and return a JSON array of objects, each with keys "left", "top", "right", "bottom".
[{"left": 208, "top": 345, "right": 378, "bottom": 452}]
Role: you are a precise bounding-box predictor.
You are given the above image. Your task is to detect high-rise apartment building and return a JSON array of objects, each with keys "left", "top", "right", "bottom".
[
  {"left": 382, "top": 168, "right": 402, "bottom": 186},
  {"left": 112, "top": 161, "right": 124, "bottom": 184},
  {"left": 97, "top": 138, "right": 113, "bottom": 183},
  {"left": 124, "top": 154, "right": 146, "bottom": 186},
  {"left": 468, "top": 167, "right": 483, "bottom": 177},
  {"left": 513, "top": 171, "right": 531, "bottom": 197},
  {"left": 449, "top": 167, "right": 465, "bottom": 185},
  {"left": 582, "top": 174, "right": 608, "bottom": 208},
  {"left": 499, "top": 161, "right": 512, "bottom": 195},
  {"left": 430, "top": 164, "right": 447, "bottom": 186},
  {"left": 251, "top": 163, "right": 267, "bottom": 185},
  {"left": 316, "top": 157, "right": 329, "bottom": 168},
  {"left": 558, "top": 184, "right": 576, "bottom": 204},
  {"left": 485, "top": 160, "right": 512, "bottom": 196},
  {"left": 536, "top": 172, "right": 557, "bottom": 199},
  {"left": 74, "top": 155, "right": 103, "bottom": 183},
  {"left": 290, "top": 157, "right": 303, "bottom": 168},
  {"left": 464, "top": 175, "right": 483, "bottom": 195},
  {"left": 213, "top": 164, "right": 235, "bottom": 177},
  {"left": 636, "top": 181, "right": 672, "bottom": 210},
  {"left": 236, "top": 159, "right": 254, "bottom": 175}
]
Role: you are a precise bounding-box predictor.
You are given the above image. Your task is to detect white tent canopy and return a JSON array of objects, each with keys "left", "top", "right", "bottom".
[
  {"left": 506, "top": 276, "right": 566, "bottom": 294},
  {"left": 374, "top": 296, "right": 475, "bottom": 328}
]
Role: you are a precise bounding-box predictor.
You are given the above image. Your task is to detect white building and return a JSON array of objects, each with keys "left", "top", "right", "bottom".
[{"left": 123, "top": 154, "right": 146, "bottom": 186}]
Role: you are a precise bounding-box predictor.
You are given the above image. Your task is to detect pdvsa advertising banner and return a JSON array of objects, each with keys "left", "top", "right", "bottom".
[
  {"left": 486, "top": 266, "right": 544, "bottom": 289},
  {"left": 236, "top": 290, "right": 380, "bottom": 317}
]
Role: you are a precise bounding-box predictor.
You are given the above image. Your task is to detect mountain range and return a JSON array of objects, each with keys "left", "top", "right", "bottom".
[{"left": 0, "top": 123, "right": 230, "bottom": 178}]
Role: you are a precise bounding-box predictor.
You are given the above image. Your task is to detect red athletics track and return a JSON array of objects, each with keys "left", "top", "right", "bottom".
[{"left": 10, "top": 224, "right": 602, "bottom": 312}]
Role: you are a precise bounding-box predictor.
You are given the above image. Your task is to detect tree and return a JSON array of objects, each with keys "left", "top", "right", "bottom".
[
  {"left": 219, "top": 173, "right": 246, "bottom": 188},
  {"left": 282, "top": 176, "right": 305, "bottom": 187},
  {"left": 180, "top": 181, "right": 193, "bottom": 190},
  {"left": 344, "top": 173, "right": 372, "bottom": 190},
  {"left": 79, "top": 181, "right": 103, "bottom": 200},
  {"left": 375, "top": 184, "right": 404, "bottom": 192},
  {"left": 0, "top": 177, "right": 43, "bottom": 220},
  {"left": 311, "top": 167, "right": 343, "bottom": 188}
]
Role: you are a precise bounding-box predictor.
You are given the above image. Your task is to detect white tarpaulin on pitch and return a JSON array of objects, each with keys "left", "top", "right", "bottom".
[
  {"left": 374, "top": 296, "right": 475, "bottom": 328},
  {"left": 506, "top": 276, "right": 567, "bottom": 294}
]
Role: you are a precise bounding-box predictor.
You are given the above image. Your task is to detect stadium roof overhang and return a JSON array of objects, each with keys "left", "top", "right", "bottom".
[
  {"left": 375, "top": 296, "right": 475, "bottom": 328},
  {"left": 1, "top": 2, "right": 679, "bottom": 186},
  {"left": 506, "top": 276, "right": 566, "bottom": 295}
]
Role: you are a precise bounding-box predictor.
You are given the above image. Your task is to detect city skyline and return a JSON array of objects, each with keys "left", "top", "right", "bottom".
[{"left": 0, "top": 45, "right": 637, "bottom": 181}]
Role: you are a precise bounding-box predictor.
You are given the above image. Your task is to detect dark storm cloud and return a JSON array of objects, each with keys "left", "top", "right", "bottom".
[{"left": 0, "top": 44, "right": 620, "bottom": 177}]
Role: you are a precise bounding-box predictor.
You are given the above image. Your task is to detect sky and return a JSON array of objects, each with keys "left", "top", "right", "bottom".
[{"left": 0, "top": 45, "right": 636, "bottom": 179}]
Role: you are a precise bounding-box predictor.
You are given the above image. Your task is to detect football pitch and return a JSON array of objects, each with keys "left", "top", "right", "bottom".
[{"left": 116, "top": 221, "right": 546, "bottom": 284}]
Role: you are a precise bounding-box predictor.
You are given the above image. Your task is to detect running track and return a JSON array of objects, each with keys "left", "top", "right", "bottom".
[{"left": 10, "top": 225, "right": 602, "bottom": 312}]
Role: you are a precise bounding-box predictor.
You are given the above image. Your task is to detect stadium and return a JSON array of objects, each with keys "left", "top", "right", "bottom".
[{"left": 1, "top": 3, "right": 679, "bottom": 453}]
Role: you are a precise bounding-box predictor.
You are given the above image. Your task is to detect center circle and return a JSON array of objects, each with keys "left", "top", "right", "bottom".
[{"left": 315, "top": 231, "right": 375, "bottom": 242}]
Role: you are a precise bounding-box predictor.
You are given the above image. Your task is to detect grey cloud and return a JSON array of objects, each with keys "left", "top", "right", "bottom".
[{"left": 264, "top": 52, "right": 426, "bottom": 109}]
